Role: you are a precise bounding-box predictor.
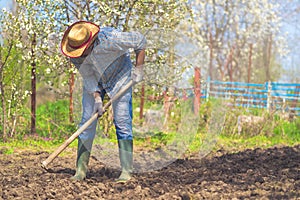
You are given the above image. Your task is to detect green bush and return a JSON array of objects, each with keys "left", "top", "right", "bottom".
[
  {"left": 273, "top": 117, "right": 300, "bottom": 143},
  {"left": 36, "top": 99, "right": 76, "bottom": 139}
]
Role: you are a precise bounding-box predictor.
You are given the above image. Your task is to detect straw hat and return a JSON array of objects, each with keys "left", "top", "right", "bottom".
[{"left": 61, "top": 21, "right": 100, "bottom": 58}]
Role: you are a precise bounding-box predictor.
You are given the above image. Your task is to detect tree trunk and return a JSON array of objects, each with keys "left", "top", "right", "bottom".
[
  {"left": 247, "top": 43, "right": 253, "bottom": 83},
  {"left": 224, "top": 46, "right": 234, "bottom": 81},
  {"left": 265, "top": 34, "right": 272, "bottom": 81},
  {"left": 0, "top": 43, "right": 13, "bottom": 140},
  {"left": 0, "top": 57, "right": 7, "bottom": 140},
  {"left": 31, "top": 33, "right": 37, "bottom": 135},
  {"left": 209, "top": 29, "right": 213, "bottom": 80}
]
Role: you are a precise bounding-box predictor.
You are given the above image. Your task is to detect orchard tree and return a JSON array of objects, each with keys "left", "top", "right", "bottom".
[
  {"left": 57, "top": 0, "right": 193, "bottom": 121},
  {"left": 0, "top": 41, "right": 13, "bottom": 140},
  {"left": 190, "top": 0, "right": 287, "bottom": 82},
  {"left": 0, "top": 0, "right": 193, "bottom": 137},
  {"left": 0, "top": 0, "right": 66, "bottom": 136}
]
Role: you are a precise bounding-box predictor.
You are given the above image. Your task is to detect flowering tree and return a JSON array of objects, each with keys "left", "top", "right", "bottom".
[
  {"left": 59, "top": 0, "right": 193, "bottom": 123},
  {"left": 0, "top": 0, "right": 192, "bottom": 138},
  {"left": 190, "top": 0, "right": 287, "bottom": 82},
  {"left": 0, "top": 0, "right": 67, "bottom": 136},
  {"left": 0, "top": 0, "right": 290, "bottom": 139}
]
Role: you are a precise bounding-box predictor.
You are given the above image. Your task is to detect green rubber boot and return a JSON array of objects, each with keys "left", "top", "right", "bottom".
[
  {"left": 115, "top": 140, "right": 133, "bottom": 183},
  {"left": 70, "top": 138, "right": 90, "bottom": 181}
]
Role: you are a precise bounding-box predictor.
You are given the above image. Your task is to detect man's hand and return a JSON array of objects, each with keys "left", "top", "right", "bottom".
[
  {"left": 93, "top": 93, "right": 103, "bottom": 117},
  {"left": 132, "top": 66, "right": 144, "bottom": 83}
]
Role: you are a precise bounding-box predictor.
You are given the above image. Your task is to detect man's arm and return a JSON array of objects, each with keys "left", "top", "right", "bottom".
[{"left": 136, "top": 49, "right": 145, "bottom": 67}]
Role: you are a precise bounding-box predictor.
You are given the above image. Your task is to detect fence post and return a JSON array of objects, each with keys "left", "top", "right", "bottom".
[
  {"left": 194, "top": 67, "right": 201, "bottom": 114},
  {"left": 282, "top": 98, "right": 286, "bottom": 113},
  {"left": 206, "top": 76, "right": 210, "bottom": 102},
  {"left": 266, "top": 81, "right": 272, "bottom": 112}
]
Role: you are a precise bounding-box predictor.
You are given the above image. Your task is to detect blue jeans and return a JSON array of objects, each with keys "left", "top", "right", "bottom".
[{"left": 78, "top": 86, "right": 133, "bottom": 151}]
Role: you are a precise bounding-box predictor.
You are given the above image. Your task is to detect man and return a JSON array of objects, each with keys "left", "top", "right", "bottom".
[{"left": 60, "top": 21, "right": 146, "bottom": 182}]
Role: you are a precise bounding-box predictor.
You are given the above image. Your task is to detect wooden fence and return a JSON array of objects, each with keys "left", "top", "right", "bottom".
[{"left": 194, "top": 77, "right": 300, "bottom": 116}]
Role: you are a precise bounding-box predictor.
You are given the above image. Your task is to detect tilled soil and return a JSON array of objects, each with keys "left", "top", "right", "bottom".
[{"left": 0, "top": 144, "right": 299, "bottom": 200}]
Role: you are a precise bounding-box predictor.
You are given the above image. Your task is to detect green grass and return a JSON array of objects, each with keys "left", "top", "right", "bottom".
[
  {"left": 36, "top": 99, "right": 77, "bottom": 139},
  {"left": 1, "top": 113, "right": 299, "bottom": 156},
  {"left": 0, "top": 137, "right": 77, "bottom": 155},
  {"left": 215, "top": 132, "right": 300, "bottom": 153},
  {"left": 0, "top": 132, "right": 299, "bottom": 157},
  {"left": 187, "top": 116, "right": 300, "bottom": 154}
]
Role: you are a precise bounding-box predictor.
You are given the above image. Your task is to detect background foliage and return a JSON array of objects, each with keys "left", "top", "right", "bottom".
[{"left": 0, "top": 0, "right": 298, "bottom": 145}]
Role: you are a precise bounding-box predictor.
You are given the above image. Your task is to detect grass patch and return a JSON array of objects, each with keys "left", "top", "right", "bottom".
[
  {"left": 1, "top": 116, "right": 299, "bottom": 156},
  {"left": 0, "top": 137, "right": 77, "bottom": 156},
  {"left": 216, "top": 132, "right": 300, "bottom": 153},
  {"left": 1, "top": 133, "right": 299, "bottom": 158}
]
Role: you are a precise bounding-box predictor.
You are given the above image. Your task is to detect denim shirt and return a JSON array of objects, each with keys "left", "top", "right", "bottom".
[{"left": 71, "top": 27, "right": 146, "bottom": 98}]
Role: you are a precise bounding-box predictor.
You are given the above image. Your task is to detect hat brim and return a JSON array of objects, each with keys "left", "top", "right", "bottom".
[{"left": 61, "top": 21, "right": 100, "bottom": 58}]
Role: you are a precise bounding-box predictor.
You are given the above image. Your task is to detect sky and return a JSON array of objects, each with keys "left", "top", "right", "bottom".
[
  {"left": 0, "top": 0, "right": 12, "bottom": 10},
  {"left": 278, "top": 1, "right": 300, "bottom": 82}
]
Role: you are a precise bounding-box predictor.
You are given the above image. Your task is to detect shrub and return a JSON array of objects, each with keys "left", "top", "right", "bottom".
[{"left": 36, "top": 99, "right": 76, "bottom": 139}]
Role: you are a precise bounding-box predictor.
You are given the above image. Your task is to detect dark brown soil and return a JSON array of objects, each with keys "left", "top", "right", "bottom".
[{"left": 0, "top": 144, "right": 299, "bottom": 200}]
